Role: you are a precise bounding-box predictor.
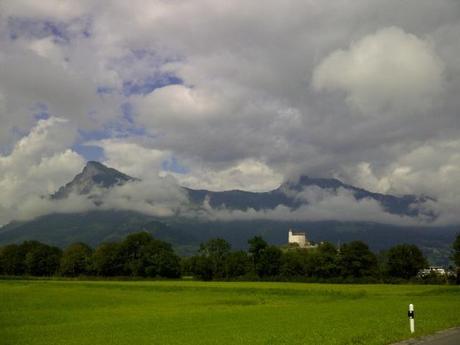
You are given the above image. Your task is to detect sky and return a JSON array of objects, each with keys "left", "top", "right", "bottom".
[{"left": 0, "top": 0, "right": 459, "bottom": 225}]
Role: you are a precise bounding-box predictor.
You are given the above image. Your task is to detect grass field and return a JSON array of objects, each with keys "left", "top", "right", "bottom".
[{"left": 1, "top": 280, "right": 459, "bottom": 345}]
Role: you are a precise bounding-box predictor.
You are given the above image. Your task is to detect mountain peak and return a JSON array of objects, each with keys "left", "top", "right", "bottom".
[
  {"left": 81, "top": 161, "right": 123, "bottom": 178},
  {"left": 281, "top": 175, "right": 346, "bottom": 192},
  {"left": 52, "top": 161, "right": 136, "bottom": 199},
  {"left": 86, "top": 160, "right": 106, "bottom": 168}
]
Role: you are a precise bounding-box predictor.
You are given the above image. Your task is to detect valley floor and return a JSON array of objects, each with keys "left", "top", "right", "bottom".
[{"left": 0, "top": 280, "right": 459, "bottom": 345}]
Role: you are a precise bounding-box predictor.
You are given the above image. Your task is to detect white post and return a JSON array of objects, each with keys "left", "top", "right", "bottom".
[{"left": 408, "top": 304, "right": 415, "bottom": 333}]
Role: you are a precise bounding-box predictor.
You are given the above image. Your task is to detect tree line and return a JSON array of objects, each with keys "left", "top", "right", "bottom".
[
  {"left": 184, "top": 237, "right": 433, "bottom": 282},
  {"left": 0, "top": 232, "right": 459, "bottom": 283},
  {"left": 0, "top": 232, "right": 181, "bottom": 278}
]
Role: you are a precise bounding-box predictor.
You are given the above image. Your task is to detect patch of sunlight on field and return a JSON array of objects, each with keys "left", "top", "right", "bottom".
[{"left": 0, "top": 280, "right": 459, "bottom": 345}]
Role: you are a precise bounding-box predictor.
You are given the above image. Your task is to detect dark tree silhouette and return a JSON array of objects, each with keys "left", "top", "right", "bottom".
[
  {"left": 386, "top": 244, "right": 428, "bottom": 279},
  {"left": 338, "top": 241, "right": 378, "bottom": 278},
  {"left": 226, "top": 251, "right": 251, "bottom": 278},
  {"left": 60, "top": 243, "right": 93, "bottom": 277},
  {"left": 92, "top": 242, "right": 124, "bottom": 276},
  {"left": 256, "top": 246, "right": 282, "bottom": 277}
]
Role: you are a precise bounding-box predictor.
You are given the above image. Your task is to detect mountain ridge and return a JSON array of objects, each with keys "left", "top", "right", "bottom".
[
  {"left": 50, "top": 161, "right": 431, "bottom": 217},
  {"left": 187, "top": 174, "right": 431, "bottom": 217}
]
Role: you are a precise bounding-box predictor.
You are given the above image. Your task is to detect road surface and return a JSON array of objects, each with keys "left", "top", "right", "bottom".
[{"left": 390, "top": 327, "right": 460, "bottom": 345}]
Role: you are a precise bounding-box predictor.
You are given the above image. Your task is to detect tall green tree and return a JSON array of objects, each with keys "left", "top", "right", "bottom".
[
  {"left": 338, "top": 241, "right": 378, "bottom": 278},
  {"left": 92, "top": 242, "right": 124, "bottom": 276},
  {"left": 309, "top": 242, "right": 339, "bottom": 278},
  {"left": 189, "top": 255, "right": 214, "bottom": 281},
  {"left": 141, "top": 240, "right": 181, "bottom": 278},
  {"left": 0, "top": 244, "right": 25, "bottom": 275},
  {"left": 24, "top": 242, "right": 62, "bottom": 276},
  {"left": 386, "top": 244, "right": 428, "bottom": 279},
  {"left": 248, "top": 236, "right": 268, "bottom": 271},
  {"left": 280, "top": 250, "right": 308, "bottom": 277},
  {"left": 118, "top": 232, "right": 154, "bottom": 276},
  {"left": 198, "top": 238, "right": 231, "bottom": 278},
  {"left": 226, "top": 251, "right": 251, "bottom": 278},
  {"left": 256, "top": 246, "right": 282, "bottom": 277},
  {"left": 60, "top": 243, "right": 93, "bottom": 277}
]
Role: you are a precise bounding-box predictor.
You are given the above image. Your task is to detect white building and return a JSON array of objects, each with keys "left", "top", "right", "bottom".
[
  {"left": 418, "top": 267, "right": 447, "bottom": 277},
  {"left": 288, "top": 229, "right": 318, "bottom": 249}
]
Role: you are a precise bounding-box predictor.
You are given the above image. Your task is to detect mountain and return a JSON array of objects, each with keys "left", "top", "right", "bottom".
[
  {"left": 187, "top": 175, "right": 431, "bottom": 217},
  {"left": 52, "top": 161, "right": 137, "bottom": 199},
  {"left": 282, "top": 176, "right": 431, "bottom": 217},
  {"left": 0, "top": 161, "right": 454, "bottom": 264},
  {"left": 5, "top": 160, "right": 434, "bottom": 223},
  {"left": 48, "top": 161, "right": 428, "bottom": 217}
]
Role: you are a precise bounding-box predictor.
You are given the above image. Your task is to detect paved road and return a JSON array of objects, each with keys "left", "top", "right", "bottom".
[{"left": 390, "top": 327, "right": 460, "bottom": 345}]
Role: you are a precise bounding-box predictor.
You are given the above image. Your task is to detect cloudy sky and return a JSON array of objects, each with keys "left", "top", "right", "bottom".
[{"left": 0, "top": 1, "right": 459, "bottom": 225}]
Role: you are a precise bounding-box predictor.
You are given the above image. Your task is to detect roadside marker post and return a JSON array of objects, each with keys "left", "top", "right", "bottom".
[{"left": 408, "top": 304, "right": 415, "bottom": 333}]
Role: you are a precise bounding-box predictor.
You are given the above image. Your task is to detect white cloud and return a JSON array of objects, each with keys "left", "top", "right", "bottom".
[
  {"left": 100, "top": 177, "right": 189, "bottom": 217},
  {"left": 0, "top": 44, "right": 114, "bottom": 146},
  {"left": 339, "top": 139, "right": 460, "bottom": 224},
  {"left": 1, "top": 0, "right": 90, "bottom": 20},
  {"left": 27, "top": 37, "right": 65, "bottom": 61},
  {"left": 171, "top": 158, "right": 283, "bottom": 192},
  {"left": 90, "top": 138, "right": 283, "bottom": 192},
  {"left": 88, "top": 139, "right": 169, "bottom": 179},
  {"left": 0, "top": 117, "right": 78, "bottom": 170},
  {"left": 133, "top": 84, "right": 223, "bottom": 130},
  {"left": 0, "top": 117, "right": 85, "bottom": 225},
  {"left": 313, "top": 27, "right": 445, "bottom": 115}
]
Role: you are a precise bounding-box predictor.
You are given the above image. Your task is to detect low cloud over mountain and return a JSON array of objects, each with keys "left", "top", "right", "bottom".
[{"left": 0, "top": 117, "right": 457, "bottom": 228}]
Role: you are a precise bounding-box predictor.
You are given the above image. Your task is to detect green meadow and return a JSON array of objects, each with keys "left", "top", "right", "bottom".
[{"left": 1, "top": 280, "right": 459, "bottom": 345}]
